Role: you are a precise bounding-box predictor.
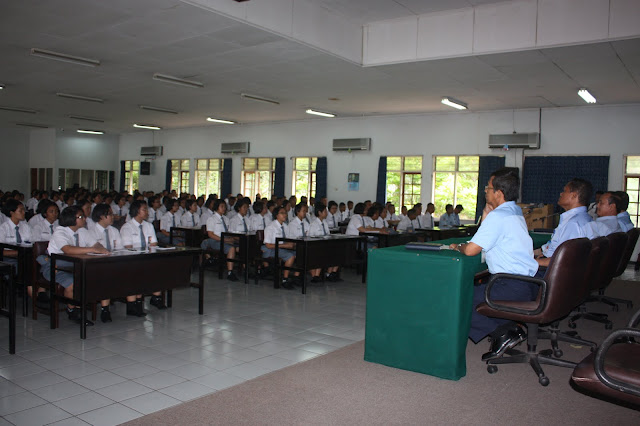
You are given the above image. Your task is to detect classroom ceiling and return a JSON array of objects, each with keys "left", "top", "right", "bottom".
[{"left": 1, "top": 0, "right": 639, "bottom": 135}]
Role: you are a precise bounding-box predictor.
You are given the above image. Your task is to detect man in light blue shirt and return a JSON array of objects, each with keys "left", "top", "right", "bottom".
[
  {"left": 584, "top": 192, "right": 623, "bottom": 237},
  {"left": 615, "top": 191, "right": 634, "bottom": 232},
  {"left": 535, "top": 178, "right": 593, "bottom": 268},
  {"left": 439, "top": 204, "right": 456, "bottom": 228},
  {"left": 450, "top": 168, "right": 537, "bottom": 360},
  {"left": 453, "top": 204, "right": 464, "bottom": 226}
]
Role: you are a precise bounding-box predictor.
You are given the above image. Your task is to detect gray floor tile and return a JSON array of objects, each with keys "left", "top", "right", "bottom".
[
  {"left": 31, "top": 380, "right": 89, "bottom": 403},
  {"left": 120, "top": 391, "right": 181, "bottom": 415},
  {"left": 158, "top": 380, "right": 216, "bottom": 402},
  {"left": 12, "top": 370, "right": 67, "bottom": 391},
  {"left": 3, "top": 402, "right": 71, "bottom": 426},
  {"left": 77, "top": 403, "right": 143, "bottom": 426},
  {"left": 53, "top": 391, "right": 114, "bottom": 415},
  {"left": 0, "top": 391, "right": 47, "bottom": 416},
  {"left": 192, "top": 371, "right": 246, "bottom": 390},
  {"left": 94, "top": 381, "right": 153, "bottom": 402},
  {"left": 165, "top": 362, "right": 215, "bottom": 380},
  {"left": 110, "top": 363, "right": 160, "bottom": 380},
  {"left": 51, "top": 363, "right": 105, "bottom": 380},
  {"left": 72, "top": 371, "right": 127, "bottom": 390},
  {"left": 132, "top": 371, "right": 186, "bottom": 390}
]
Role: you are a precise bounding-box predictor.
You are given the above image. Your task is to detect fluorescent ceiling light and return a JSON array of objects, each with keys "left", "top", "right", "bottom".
[
  {"left": 68, "top": 115, "right": 104, "bottom": 123},
  {"left": 77, "top": 129, "right": 104, "bottom": 135},
  {"left": 240, "top": 93, "right": 280, "bottom": 105},
  {"left": 133, "top": 123, "right": 162, "bottom": 130},
  {"left": 441, "top": 97, "right": 467, "bottom": 110},
  {"left": 139, "top": 105, "right": 178, "bottom": 114},
  {"left": 305, "top": 109, "right": 335, "bottom": 118},
  {"left": 578, "top": 88, "right": 596, "bottom": 104},
  {"left": 31, "top": 48, "right": 100, "bottom": 67},
  {"left": 207, "top": 117, "right": 236, "bottom": 124},
  {"left": 57, "top": 92, "right": 104, "bottom": 103},
  {"left": 16, "top": 122, "right": 48, "bottom": 129},
  {"left": 0, "top": 106, "right": 37, "bottom": 114},
  {"left": 0, "top": 84, "right": 4, "bottom": 90},
  {"left": 152, "top": 73, "right": 203, "bottom": 89}
]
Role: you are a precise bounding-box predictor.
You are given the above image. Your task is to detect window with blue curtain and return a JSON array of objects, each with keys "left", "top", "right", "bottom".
[
  {"left": 221, "top": 158, "right": 232, "bottom": 197},
  {"left": 315, "top": 157, "right": 327, "bottom": 199},
  {"left": 522, "top": 156, "right": 609, "bottom": 211},
  {"left": 119, "top": 161, "right": 126, "bottom": 193},
  {"left": 376, "top": 157, "right": 387, "bottom": 204},
  {"left": 475, "top": 156, "right": 506, "bottom": 222},
  {"left": 274, "top": 157, "right": 285, "bottom": 197},
  {"left": 165, "top": 160, "right": 172, "bottom": 192}
]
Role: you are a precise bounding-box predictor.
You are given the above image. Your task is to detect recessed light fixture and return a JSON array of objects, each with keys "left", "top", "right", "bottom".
[
  {"left": 206, "top": 117, "right": 236, "bottom": 124},
  {"left": 31, "top": 48, "right": 100, "bottom": 67},
  {"left": 77, "top": 129, "right": 104, "bottom": 135},
  {"left": 16, "top": 122, "right": 48, "bottom": 129},
  {"left": 133, "top": 124, "right": 162, "bottom": 130},
  {"left": 152, "top": 73, "right": 203, "bottom": 89},
  {"left": 68, "top": 115, "right": 104, "bottom": 123},
  {"left": 0, "top": 106, "right": 37, "bottom": 114},
  {"left": 0, "top": 84, "right": 4, "bottom": 90},
  {"left": 139, "top": 105, "right": 178, "bottom": 114},
  {"left": 441, "top": 97, "right": 467, "bottom": 110},
  {"left": 578, "top": 88, "right": 596, "bottom": 104},
  {"left": 240, "top": 93, "right": 280, "bottom": 105},
  {"left": 57, "top": 92, "right": 104, "bottom": 103},
  {"left": 305, "top": 109, "right": 335, "bottom": 118}
]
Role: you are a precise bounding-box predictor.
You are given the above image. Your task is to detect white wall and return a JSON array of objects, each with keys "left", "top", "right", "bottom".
[
  {"left": 119, "top": 104, "right": 640, "bottom": 202},
  {"left": 55, "top": 131, "right": 119, "bottom": 171},
  {"left": 0, "top": 128, "right": 30, "bottom": 194}
]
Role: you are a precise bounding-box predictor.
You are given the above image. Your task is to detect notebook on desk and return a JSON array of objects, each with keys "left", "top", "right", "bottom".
[{"left": 405, "top": 242, "right": 449, "bottom": 251}]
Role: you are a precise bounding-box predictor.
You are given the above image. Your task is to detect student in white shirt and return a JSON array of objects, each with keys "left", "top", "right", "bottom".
[
  {"left": 0, "top": 200, "right": 33, "bottom": 277},
  {"left": 230, "top": 199, "right": 252, "bottom": 232},
  {"left": 200, "top": 198, "right": 214, "bottom": 226},
  {"left": 423, "top": 203, "right": 436, "bottom": 229},
  {"left": 249, "top": 201, "right": 269, "bottom": 231},
  {"left": 440, "top": 204, "right": 456, "bottom": 228},
  {"left": 398, "top": 205, "right": 408, "bottom": 220},
  {"left": 27, "top": 199, "right": 48, "bottom": 229},
  {"left": 44, "top": 205, "right": 109, "bottom": 325},
  {"left": 386, "top": 203, "right": 399, "bottom": 221},
  {"left": 147, "top": 196, "right": 162, "bottom": 223},
  {"left": 78, "top": 199, "right": 97, "bottom": 231},
  {"left": 338, "top": 202, "right": 349, "bottom": 221},
  {"left": 181, "top": 199, "right": 200, "bottom": 227},
  {"left": 285, "top": 201, "right": 295, "bottom": 224},
  {"left": 375, "top": 206, "right": 390, "bottom": 229},
  {"left": 30, "top": 200, "right": 59, "bottom": 242},
  {"left": 308, "top": 202, "right": 340, "bottom": 282},
  {"left": 397, "top": 208, "right": 418, "bottom": 233},
  {"left": 158, "top": 199, "right": 182, "bottom": 246},
  {"left": 25, "top": 190, "right": 40, "bottom": 212},
  {"left": 346, "top": 203, "right": 388, "bottom": 250},
  {"left": 201, "top": 199, "right": 239, "bottom": 282},
  {"left": 287, "top": 203, "right": 309, "bottom": 238},
  {"left": 411, "top": 203, "right": 425, "bottom": 229},
  {"left": 261, "top": 206, "right": 298, "bottom": 289},
  {"left": 196, "top": 196, "right": 205, "bottom": 217},
  {"left": 326, "top": 201, "right": 340, "bottom": 229}
]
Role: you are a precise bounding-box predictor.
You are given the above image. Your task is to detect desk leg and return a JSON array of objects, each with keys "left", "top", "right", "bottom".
[
  {"left": 301, "top": 243, "right": 307, "bottom": 295},
  {"left": 362, "top": 238, "right": 368, "bottom": 284},
  {"left": 50, "top": 257, "right": 56, "bottom": 330},
  {"left": 8, "top": 272, "right": 15, "bottom": 354},
  {"left": 274, "top": 243, "right": 280, "bottom": 289},
  {"left": 19, "top": 251, "right": 28, "bottom": 317},
  {"left": 80, "top": 262, "right": 86, "bottom": 340},
  {"left": 243, "top": 240, "right": 249, "bottom": 285},
  {"left": 198, "top": 253, "right": 204, "bottom": 315},
  {"left": 219, "top": 235, "right": 225, "bottom": 280},
  {"left": 167, "top": 290, "right": 173, "bottom": 308}
]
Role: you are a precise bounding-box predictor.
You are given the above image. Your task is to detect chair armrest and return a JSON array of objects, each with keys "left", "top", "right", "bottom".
[
  {"left": 594, "top": 329, "right": 640, "bottom": 398},
  {"left": 628, "top": 308, "right": 640, "bottom": 328},
  {"left": 484, "top": 273, "right": 547, "bottom": 316}
]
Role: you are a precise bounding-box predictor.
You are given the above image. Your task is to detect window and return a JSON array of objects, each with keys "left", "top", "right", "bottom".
[
  {"left": 123, "top": 161, "right": 140, "bottom": 193},
  {"left": 170, "top": 159, "right": 190, "bottom": 194},
  {"left": 242, "top": 157, "right": 275, "bottom": 199},
  {"left": 385, "top": 156, "right": 422, "bottom": 208},
  {"left": 195, "top": 158, "right": 223, "bottom": 197},
  {"left": 433, "top": 156, "right": 479, "bottom": 220},
  {"left": 624, "top": 155, "right": 640, "bottom": 227},
  {"left": 292, "top": 157, "right": 317, "bottom": 199}
]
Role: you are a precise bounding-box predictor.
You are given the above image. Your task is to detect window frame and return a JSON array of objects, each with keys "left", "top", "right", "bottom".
[
  {"left": 241, "top": 157, "right": 276, "bottom": 199},
  {"left": 124, "top": 160, "right": 140, "bottom": 194},
  {"left": 385, "top": 156, "right": 423, "bottom": 208},
  {"left": 624, "top": 155, "right": 640, "bottom": 227},
  {"left": 195, "top": 158, "right": 223, "bottom": 198},
  {"left": 170, "top": 159, "right": 191, "bottom": 195},
  {"left": 432, "top": 155, "right": 480, "bottom": 221},
  {"left": 291, "top": 157, "right": 318, "bottom": 199}
]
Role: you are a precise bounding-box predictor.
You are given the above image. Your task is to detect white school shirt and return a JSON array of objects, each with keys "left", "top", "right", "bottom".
[
  {"left": 363, "top": 216, "right": 375, "bottom": 228},
  {"left": 85, "top": 217, "right": 97, "bottom": 231},
  {"left": 249, "top": 213, "right": 268, "bottom": 231},
  {"left": 287, "top": 209, "right": 295, "bottom": 223},
  {"left": 56, "top": 200, "right": 66, "bottom": 211},
  {"left": 181, "top": 211, "right": 200, "bottom": 227},
  {"left": 206, "top": 212, "right": 229, "bottom": 238},
  {"left": 199, "top": 207, "right": 213, "bottom": 225},
  {"left": 160, "top": 211, "right": 178, "bottom": 233},
  {"left": 396, "top": 216, "right": 414, "bottom": 232},
  {"left": 423, "top": 212, "right": 435, "bottom": 229},
  {"left": 327, "top": 212, "right": 340, "bottom": 228},
  {"left": 287, "top": 217, "right": 308, "bottom": 238},
  {"left": 48, "top": 226, "right": 96, "bottom": 255},
  {"left": 147, "top": 208, "right": 159, "bottom": 223},
  {"left": 346, "top": 215, "right": 364, "bottom": 236},
  {"left": 92, "top": 223, "right": 123, "bottom": 250},
  {"left": 387, "top": 212, "right": 399, "bottom": 221},
  {"left": 0, "top": 214, "right": 5, "bottom": 226},
  {"left": 111, "top": 203, "right": 129, "bottom": 218},
  {"left": 230, "top": 213, "right": 251, "bottom": 232},
  {"left": 411, "top": 215, "right": 425, "bottom": 229},
  {"left": 31, "top": 219, "right": 59, "bottom": 242},
  {"left": 374, "top": 217, "right": 388, "bottom": 228},
  {"left": 226, "top": 209, "right": 238, "bottom": 220},
  {"left": 158, "top": 204, "right": 167, "bottom": 216},
  {"left": 263, "top": 220, "right": 288, "bottom": 245},
  {"left": 339, "top": 210, "right": 349, "bottom": 221},
  {"left": 26, "top": 197, "right": 39, "bottom": 211},
  {"left": 28, "top": 214, "right": 44, "bottom": 228},
  {"left": 308, "top": 217, "right": 329, "bottom": 237},
  {"left": 120, "top": 219, "right": 158, "bottom": 249},
  {"left": 0, "top": 220, "right": 32, "bottom": 244}
]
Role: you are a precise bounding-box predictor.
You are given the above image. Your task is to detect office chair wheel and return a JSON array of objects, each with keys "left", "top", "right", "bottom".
[
  {"left": 568, "top": 321, "right": 576, "bottom": 329},
  {"left": 605, "top": 322, "right": 613, "bottom": 330},
  {"left": 553, "top": 349, "right": 563, "bottom": 358},
  {"left": 539, "top": 376, "right": 550, "bottom": 386},
  {"left": 487, "top": 365, "right": 498, "bottom": 374}
]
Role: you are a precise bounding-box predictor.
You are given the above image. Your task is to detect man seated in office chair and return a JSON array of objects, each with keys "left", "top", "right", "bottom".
[
  {"left": 534, "top": 178, "right": 593, "bottom": 269},
  {"left": 450, "top": 168, "right": 538, "bottom": 361},
  {"left": 614, "top": 191, "right": 634, "bottom": 232},
  {"left": 439, "top": 204, "right": 456, "bottom": 228},
  {"left": 583, "top": 191, "right": 623, "bottom": 238}
]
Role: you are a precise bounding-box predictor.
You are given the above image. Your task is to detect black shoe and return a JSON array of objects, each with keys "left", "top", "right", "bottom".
[
  {"left": 310, "top": 276, "right": 321, "bottom": 283},
  {"left": 327, "top": 272, "right": 339, "bottom": 283},
  {"left": 36, "top": 292, "right": 50, "bottom": 310},
  {"left": 100, "top": 308, "right": 112, "bottom": 323},
  {"left": 281, "top": 279, "right": 295, "bottom": 290},
  {"left": 149, "top": 296, "right": 167, "bottom": 310},
  {"left": 227, "top": 271, "right": 239, "bottom": 282},
  {"left": 135, "top": 300, "right": 147, "bottom": 317},
  {"left": 67, "top": 308, "right": 94, "bottom": 326},
  {"left": 482, "top": 326, "right": 526, "bottom": 361}
]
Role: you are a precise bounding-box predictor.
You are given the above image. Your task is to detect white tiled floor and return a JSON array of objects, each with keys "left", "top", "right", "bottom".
[{"left": 0, "top": 269, "right": 367, "bottom": 425}]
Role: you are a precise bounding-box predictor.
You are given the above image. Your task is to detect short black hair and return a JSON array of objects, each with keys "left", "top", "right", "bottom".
[
  {"left": 612, "top": 191, "right": 629, "bottom": 211},
  {"left": 328, "top": 201, "right": 338, "bottom": 209},
  {"left": 604, "top": 192, "right": 623, "bottom": 214},
  {"left": 213, "top": 199, "right": 226, "bottom": 213},
  {"left": 185, "top": 199, "right": 196, "bottom": 210},
  {"left": 566, "top": 178, "right": 593, "bottom": 206},
  {"left": 354, "top": 203, "right": 365, "bottom": 215},
  {"left": 273, "top": 206, "right": 285, "bottom": 221},
  {"left": 59, "top": 205, "right": 82, "bottom": 227},
  {"left": 253, "top": 201, "right": 264, "bottom": 214},
  {"left": 490, "top": 167, "right": 520, "bottom": 202},
  {"left": 129, "top": 200, "right": 146, "bottom": 218},
  {"left": 92, "top": 203, "right": 111, "bottom": 222},
  {"left": 314, "top": 202, "right": 326, "bottom": 214},
  {"left": 294, "top": 202, "right": 307, "bottom": 215},
  {"left": 2, "top": 199, "right": 21, "bottom": 217}
]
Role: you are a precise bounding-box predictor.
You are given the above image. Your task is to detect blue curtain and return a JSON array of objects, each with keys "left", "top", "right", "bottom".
[
  {"left": 475, "top": 156, "right": 506, "bottom": 222},
  {"left": 376, "top": 157, "right": 387, "bottom": 204},
  {"left": 315, "top": 157, "right": 327, "bottom": 199},
  {"left": 119, "top": 161, "right": 126, "bottom": 193},
  {"left": 522, "top": 156, "right": 609, "bottom": 211},
  {"left": 274, "top": 157, "right": 285, "bottom": 197},
  {"left": 165, "top": 160, "right": 172, "bottom": 192},
  {"left": 222, "top": 158, "right": 232, "bottom": 197}
]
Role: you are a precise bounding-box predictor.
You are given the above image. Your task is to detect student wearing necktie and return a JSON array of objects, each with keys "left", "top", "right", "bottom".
[
  {"left": 120, "top": 200, "right": 166, "bottom": 312},
  {"left": 424, "top": 203, "right": 436, "bottom": 229},
  {"left": 327, "top": 201, "right": 339, "bottom": 229},
  {"left": 30, "top": 200, "right": 59, "bottom": 242},
  {"left": 308, "top": 202, "right": 340, "bottom": 282},
  {"left": 201, "top": 199, "right": 239, "bottom": 282},
  {"left": 44, "top": 206, "right": 109, "bottom": 326},
  {"left": 411, "top": 203, "right": 424, "bottom": 230},
  {"left": 180, "top": 199, "right": 200, "bottom": 227},
  {"left": 287, "top": 202, "right": 309, "bottom": 239},
  {"left": 230, "top": 199, "right": 252, "bottom": 233},
  {"left": 158, "top": 199, "right": 181, "bottom": 246},
  {"left": 261, "top": 206, "right": 298, "bottom": 289},
  {"left": 249, "top": 201, "right": 269, "bottom": 230},
  {"left": 0, "top": 199, "right": 33, "bottom": 278}
]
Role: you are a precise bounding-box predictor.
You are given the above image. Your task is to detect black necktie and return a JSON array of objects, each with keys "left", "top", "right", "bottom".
[
  {"left": 15, "top": 226, "right": 22, "bottom": 243},
  {"left": 243, "top": 217, "right": 248, "bottom": 232},
  {"left": 172, "top": 215, "right": 176, "bottom": 227},
  {"left": 333, "top": 215, "right": 336, "bottom": 227},
  {"left": 281, "top": 224, "right": 286, "bottom": 237},
  {"left": 322, "top": 223, "right": 327, "bottom": 235},
  {"left": 221, "top": 217, "right": 228, "bottom": 232},
  {"left": 74, "top": 233, "right": 79, "bottom": 246},
  {"left": 50, "top": 224, "right": 54, "bottom": 234},
  {"left": 105, "top": 228, "right": 111, "bottom": 250},
  {"left": 301, "top": 221, "right": 305, "bottom": 235},
  {"left": 192, "top": 214, "right": 195, "bottom": 226},
  {"left": 139, "top": 224, "right": 146, "bottom": 249}
]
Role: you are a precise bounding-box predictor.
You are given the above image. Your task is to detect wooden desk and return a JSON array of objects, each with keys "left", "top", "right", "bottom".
[
  {"left": 50, "top": 247, "right": 204, "bottom": 339},
  {"left": 0, "top": 242, "right": 33, "bottom": 317},
  {"left": 276, "top": 235, "right": 366, "bottom": 294},
  {"left": 170, "top": 226, "right": 206, "bottom": 247},
  {"left": 221, "top": 232, "right": 260, "bottom": 284},
  {"left": 0, "top": 262, "right": 16, "bottom": 354}
]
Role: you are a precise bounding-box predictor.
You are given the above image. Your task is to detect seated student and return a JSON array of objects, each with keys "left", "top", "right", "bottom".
[
  {"left": 424, "top": 203, "right": 436, "bottom": 228},
  {"left": 386, "top": 203, "right": 399, "bottom": 221},
  {"left": 25, "top": 190, "right": 40, "bottom": 213},
  {"left": 0, "top": 200, "right": 33, "bottom": 280},
  {"left": 283, "top": 202, "right": 293, "bottom": 224},
  {"left": 338, "top": 202, "right": 349, "bottom": 221},
  {"left": 583, "top": 191, "right": 623, "bottom": 237},
  {"left": 147, "top": 196, "right": 162, "bottom": 223},
  {"left": 158, "top": 199, "right": 182, "bottom": 246},
  {"left": 346, "top": 200, "right": 354, "bottom": 218},
  {"left": 77, "top": 199, "right": 96, "bottom": 231},
  {"left": 308, "top": 202, "right": 340, "bottom": 282},
  {"left": 439, "top": 204, "right": 456, "bottom": 228},
  {"left": 230, "top": 198, "right": 251, "bottom": 232},
  {"left": 411, "top": 203, "right": 425, "bottom": 229},
  {"left": 30, "top": 200, "right": 59, "bottom": 241},
  {"left": 226, "top": 196, "right": 237, "bottom": 220},
  {"left": 249, "top": 201, "right": 269, "bottom": 230},
  {"left": 346, "top": 203, "right": 388, "bottom": 250},
  {"left": 614, "top": 191, "right": 634, "bottom": 231},
  {"left": 27, "top": 199, "right": 48, "bottom": 229},
  {"left": 375, "top": 206, "right": 390, "bottom": 229},
  {"left": 199, "top": 197, "right": 214, "bottom": 226},
  {"left": 397, "top": 208, "right": 417, "bottom": 232},
  {"left": 174, "top": 198, "right": 186, "bottom": 224},
  {"left": 453, "top": 204, "right": 464, "bottom": 226},
  {"left": 120, "top": 200, "right": 166, "bottom": 311},
  {"left": 201, "top": 199, "right": 239, "bottom": 282},
  {"left": 288, "top": 202, "right": 309, "bottom": 238},
  {"left": 45, "top": 205, "right": 110, "bottom": 325},
  {"left": 262, "top": 206, "right": 298, "bottom": 290},
  {"left": 397, "top": 205, "right": 408, "bottom": 220},
  {"left": 196, "top": 196, "right": 205, "bottom": 217},
  {"left": 60, "top": 193, "right": 74, "bottom": 212},
  {"left": 90, "top": 192, "right": 103, "bottom": 213},
  {"left": 450, "top": 167, "right": 538, "bottom": 360},
  {"left": 534, "top": 178, "right": 593, "bottom": 268},
  {"left": 326, "top": 201, "right": 340, "bottom": 229},
  {"left": 181, "top": 199, "right": 200, "bottom": 227},
  {"left": 363, "top": 204, "right": 380, "bottom": 228}
]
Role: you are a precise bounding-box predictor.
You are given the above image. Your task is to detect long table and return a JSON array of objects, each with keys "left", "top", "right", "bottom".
[
  {"left": 221, "top": 231, "right": 260, "bottom": 284},
  {"left": 360, "top": 231, "right": 419, "bottom": 248},
  {"left": 0, "top": 262, "right": 16, "bottom": 354},
  {"left": 50, "top": 247, "right": 203, "bottom": 338},
  {"left": 0, "top": 242, "right": 33, "bottom": 317},
  {"left": 276, "top": 235, "right": 366, "bottom": 294}
]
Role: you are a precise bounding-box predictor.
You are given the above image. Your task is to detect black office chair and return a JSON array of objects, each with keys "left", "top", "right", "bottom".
[
  {"left": 597, "top": 228, "right": 639, "bottom": 310},
  {"left": 476, "top": 238, "right": 593, "bottom": 386}
]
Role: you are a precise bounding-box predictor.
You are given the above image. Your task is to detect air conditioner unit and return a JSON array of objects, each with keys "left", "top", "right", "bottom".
[
  {"left": 221, "top": 142, "right": 250, "bottom": 154},
  {"left": 489, "top": 133, "right": 540, "bottom": 149},
  {"left": 140, "top": 146, "right": 163, "bottom": 157},
  {"left": 332, "top": 138, "right": 371, "bottom": 151}
]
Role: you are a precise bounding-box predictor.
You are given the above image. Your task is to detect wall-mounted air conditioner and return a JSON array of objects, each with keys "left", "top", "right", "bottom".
[
  {"left": 221, "top": 142, "right": 250, "bottom": 154},
  {"left": 140, "top": 146, "right": 163, "bottom": 157},
  {"left": 489, "top": 133, "right": 540, "bottom": 149},
  {"left": 332, "top": 138, "right": 371, "bottom": 151}
]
